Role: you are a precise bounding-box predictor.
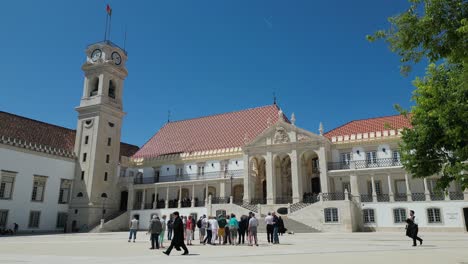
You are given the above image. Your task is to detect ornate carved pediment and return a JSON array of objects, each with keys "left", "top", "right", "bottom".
[
  {"left": 297, "top": 133, "right": 312, "bottom": 142},
  {"left": 273, "top": 126, "right": 290, "bottom": 144}
]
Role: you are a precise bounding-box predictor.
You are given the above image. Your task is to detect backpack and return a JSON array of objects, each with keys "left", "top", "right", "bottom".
[{"left": 197, "top": 219, "right": 202, "bottom": 228}]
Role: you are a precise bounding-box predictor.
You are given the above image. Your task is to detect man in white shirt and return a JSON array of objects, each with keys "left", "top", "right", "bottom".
[
  {"left": 208, "top": 217, "right": 219, "bottom": 245},
  {"left": 128, "top": 216, "right": 139, "bottom": 242},
  {"left": 264, "top": 212, "right": 274, "bottom": 243}
]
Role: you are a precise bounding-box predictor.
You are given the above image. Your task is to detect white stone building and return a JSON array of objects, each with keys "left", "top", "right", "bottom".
[{"left": 1, "top": 39, "right": 467, "bottom": 233}]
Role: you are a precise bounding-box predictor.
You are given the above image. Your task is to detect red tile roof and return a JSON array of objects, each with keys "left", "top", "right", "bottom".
[
  {"left": 133, "top": 105, "right": 283, "bottom": 159},
  {"left": 324, "top": 114, "right": 412, "bottom": 139},
  {"left": 0, "top": 111, "right": 139, "bottom": 157}
]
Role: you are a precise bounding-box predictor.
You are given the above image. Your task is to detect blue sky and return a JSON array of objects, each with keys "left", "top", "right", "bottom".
[{"left": 0, "top": 0, "right": 425, "bottom": 146}]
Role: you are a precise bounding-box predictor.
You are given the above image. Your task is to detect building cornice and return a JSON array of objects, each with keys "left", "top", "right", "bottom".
[{"left": 0, "top": 135, "right": 76, "bottom": 161}]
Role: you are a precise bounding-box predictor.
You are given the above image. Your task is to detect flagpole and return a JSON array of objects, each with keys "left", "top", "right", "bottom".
[
  {"left": 104, "top": 13, "right": 109, "bottom": 41},
  {"left": 108, "top": 12, "right": 112, "bottom": 41}
]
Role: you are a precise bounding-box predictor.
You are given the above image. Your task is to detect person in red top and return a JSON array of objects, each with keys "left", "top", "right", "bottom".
[{"left": 186, "top": 215, "right": 194, "bottom": 245}]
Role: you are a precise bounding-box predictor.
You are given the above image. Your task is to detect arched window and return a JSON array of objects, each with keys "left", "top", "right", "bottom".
[
  {"left": 108, "top": 80, "right": 116, "bottom": 99},
  {"left": 89, "top": 77, "right": 99, "bottom": 97},
  {"left": 324, "top": 208, "right": 339, "bottom": 223},
  {"left": 101, "top": 193, "right": 108, "bottom": 198},
  {"left": 77, "top": 192, "right": 83, "bottom": 197}
]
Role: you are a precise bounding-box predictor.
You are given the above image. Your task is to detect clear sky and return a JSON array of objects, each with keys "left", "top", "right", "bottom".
[{"left": 0, "top": 0, "right": 426, "bottom": 147}]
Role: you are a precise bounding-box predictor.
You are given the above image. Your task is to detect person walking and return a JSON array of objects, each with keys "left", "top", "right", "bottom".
[
  {"left": 167, "top": 215, "right": 174, "bottom": 240},
  {"left": 128, "top": 216, "right": 139, "bottom": 243},
  {"left": 160, "top": 215, "right": 167, "bottom": 248},
  {"left": 238, "top": 215, "right": 247, "bottom": 245},
  {"left": 229, "top": 214, "right": 239, "bottom": 245},
  {"left": 407, "top": 210, "right": 423, "bottom": 246},
  {"left": 198, "top": 215, "right": 206, "bottom": 243},
  {"left": 148, "top": 215, "right": 162, "bottom": 249},
  {"left": 248, "top": 213, "right": 259, "bottom": 246},
  {"left": 202, "top": 216, "right": 212, "bottom": 245},
  {"left": 186, "top": 215, "right": 194, "bottom": 245},
  {"left": 163, "top": 212, "right": 189, "bottom": 256},
  {"left": 272, "top": 212, "right": 280, "bottom": 244},
  {"left": 265, "top": 212, "right": 274, "bottom": 244}
]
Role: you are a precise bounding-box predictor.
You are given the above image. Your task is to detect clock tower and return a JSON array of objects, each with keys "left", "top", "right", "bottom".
[{"left": 69, "top": 41, "right": 128, "bottom": 230}]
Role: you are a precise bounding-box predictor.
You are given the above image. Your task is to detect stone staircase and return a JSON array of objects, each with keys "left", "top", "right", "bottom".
[
  {"left": 290, "top": 202, "right": 313, "bottom": 213},
  {"left": 240, "top": 203, "right": 258, "bottom": 213},
  {"left": 256, "top": 216, "right": 320, "bottom": 233}
]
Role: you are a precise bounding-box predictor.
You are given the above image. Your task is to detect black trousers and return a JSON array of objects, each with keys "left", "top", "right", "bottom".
[
  {"left": 150, "top": 233, "right": 160, "bottom": 249},
  {"left": 266, "top": 224, "right": 274, "bottom": 243},
  {"left": 203, "top": 230, "right": 212, "bottom": 244},
  {"left": 166, "top": 240, "right": 188, "bottom": 255},
  {"left": 223, "top": 226, "right": 231, "bottom": 244},
  {"left": 238, "top": 229, "right": 245, "bottom": 244},
  {"left": 412, "top": 226, "right": 423, "bottom": 245}
]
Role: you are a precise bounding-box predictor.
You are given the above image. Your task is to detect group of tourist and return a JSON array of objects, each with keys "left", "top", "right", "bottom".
[{"left": 127, "top": 210, "right": 288, "bottom": 255}]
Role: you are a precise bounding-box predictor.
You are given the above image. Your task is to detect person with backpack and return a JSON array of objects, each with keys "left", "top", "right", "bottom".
[{"left": 197, "top": 215, "right": 206, "bottom": 242}]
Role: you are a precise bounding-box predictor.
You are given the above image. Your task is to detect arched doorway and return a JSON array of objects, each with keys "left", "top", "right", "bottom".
[
  {"left": 275, "top": 154, "right": 292, "bottom": 204},
  {"left": 301, "top": 150, "right": 321, "bottom": 200},
  {"left": 203, "top": 186, "right": 216, "bottom": 199}
]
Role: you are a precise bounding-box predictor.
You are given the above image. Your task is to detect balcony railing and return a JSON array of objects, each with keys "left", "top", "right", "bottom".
[
  {"left": 211, "top": 197, "right": 230, "bottom": 204},
  {"left": 412, "top": 193, "right": 426, "bottom": 201},
  {"left": 322, "top": 192, "right": 345, "bottom": 201},
  {"left": 394, "top": 193, "right": 408, "bottom": 201},
  {"left": 449, "top": 192, "right": 464, "bottom": 200},
  {"left": 328, "top": 158, "right": 402, "bottom": 171},
  {"left": 134, "top": 169, "right": 243, "bottom": 184},
  {"left": 275, "top": 197, "right": 293, "bottom": 204},
  {"left": 250, "top": 198, "right": 267, "bottom": 205},
  {"left": 377, "top": 194, "right": 389, "bottom": 202},
  {"left": 303, "top": 193, "right": 319, "bottom": 204},
  {"left": 430, "top": 193, "right": 445, "bottom": 201},
  {"left": 360, "top": 194, "right": 373, "bottom": 203}
]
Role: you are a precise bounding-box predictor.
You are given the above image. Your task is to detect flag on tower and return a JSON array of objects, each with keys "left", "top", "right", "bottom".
[{"left": 106, "top": 4, "right": 112, "bottom": 16}]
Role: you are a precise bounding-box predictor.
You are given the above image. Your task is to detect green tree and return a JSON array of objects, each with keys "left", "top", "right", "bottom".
[{"left": 368, "top": 0, "right": 468, "bottom": 190}]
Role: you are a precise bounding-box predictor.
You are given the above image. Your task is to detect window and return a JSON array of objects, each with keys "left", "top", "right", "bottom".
[
  {"left": 0, "top": 210, "right": 8, "bottom": 228},
  {"left": 366, "top": 151, "right": 377, "bottom": 166},
  {"left": 324, "top": 208, "right": 339, "bottom": 223},
  {"left": 363, "top": 209, "right": 375, "bottom": 223},
  {"left": 81, "top": 171, "right": 85, "bottom": 181},
  {"left": 89, "top": 77, "right": 99, "bottom": 97},
  {"left": 340, "top": 152, "right": 351, "bottom": 164},
  {"left": 197, "top": 165, "right": 205, "bottom": 176},
  {"left": 176, "top": 168, "right": 183, "bottom": 177},
  {"left": 108, "top": 80, "right": 116, "bottom": 99},
  {"left": 107, "top": 137, "right": 111, "bottom": 146},
  {"left": 106, "top": 154, "right": 110, "bottom": 163},
  {"left": 28, "top": 211, "right": 41, "bottom": 228},
  {"left": 84, "top": 136, "right": 89, "bottom": 144},
  {"left": 56, "top": 213, "right": 68, "bottom": 228},
  {"left": 83, "top": 153, "right": 87, "bottom": 162},
  {"left": 367, "top": 180, "right": 382, "bottom": 195},
  {"left": 120, "top": 167, "right": 127, "bottom": 177},
  {"left": 393, "top": 208, "right": 407, "bottom": 223},
  {"left": 31, "top": 176, "right": 47, "bottom": 202},
  {"left": 427, "top": 179, "right": 438, "bottom": 194},
  {"left": 104, "top": 172, "right": 108, "bottom": 181},
  {"left": 108, "top": 122, "right": 114, "bottom": 127},
  {"left": 77, "top": 192, "right": 83, "bottom": 197},
  {"left": 342, "top": 182, "right": 351, "bottom": 193},
  {"left": 392, "top": 150, "right": 400, "bottom": 162},
  {"left": 427, "top": 208, "right": 441, "bottom": 223},
  {"left": 58, "top": 179, "right": 71, "bottom": 204},
  {"left": 0, "top": 171, "right": 16, "bottom": 199}
]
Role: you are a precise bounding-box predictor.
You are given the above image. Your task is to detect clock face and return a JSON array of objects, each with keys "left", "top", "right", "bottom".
[
  {"left": 91, "top": 49, "right": 102, "bottom": 62},
  {"left": 112, "top": 52, "right": 122, "bottom": 65}
]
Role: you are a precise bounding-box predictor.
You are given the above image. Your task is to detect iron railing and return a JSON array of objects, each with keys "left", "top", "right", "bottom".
[
  {"left": 430, "top": 193, "right": 445, "bottom": 201},
  {"left": 134, "top": 169, "right": 243, "bottom": 184},
  {"left": 377, "top": 194, "right": 390, "bottom": 202},
  {"left": 328, "top": 158, "right": 402, "bottom": 171},
  {"left": 411, "top": 193, "right": 426, "bottom": 201},
  {"left": 156, "top": 200, "right": 165, "bottom": 209},
  {"left": 250, "top": 198, "right": 267, "bottom": 205},
  {"left": 360, "top": 194, "right": 373, "bottom": 203},
  {"left": 449, "top": 192, "right": 464, "bottom": 200},
  {"left": 144, "top": 203, "right": 153, "bottom": 209},
  {"left": 394, "top": 194, "right": 408, "bottom": 201},
  {"left": 275, "top": 197, "right": 293, "bottom": 204},
  {"left": 322, "top": 192, "right": 345, "bottom": 201},
  {"left": 211, "top": 197, "right": 230, "bottom": 204},
  {"left": 168, "top": 200, "right": 178, "bottom": 208},
  {"left": 303, "top": 194, "right": 319, "bottom": 204}
]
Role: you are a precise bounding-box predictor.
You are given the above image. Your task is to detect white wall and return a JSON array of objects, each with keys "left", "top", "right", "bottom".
[{"left": 0, "top": 147, "right": 75, "bottom": 232}]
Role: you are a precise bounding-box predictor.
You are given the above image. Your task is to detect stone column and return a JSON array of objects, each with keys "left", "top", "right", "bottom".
[
  {"left": 165, "top": 187, "right": 169, "bottom": 209},
  {"left": 153, "top": 186, "right": 158, "bottom": 209},
  {"left": 318, "top": 146, "right": 329, "bottom": 193},
  {"left": 350, "top": 173, "right": 360, "bottom": 203},
  {"left": 242, "top": 153, "right": 250, "bottom": 202},
  {"left": 371, "top": 174, "right": 377, "bottom": 202},
  {"left": 387, "top": 174, "right": 394, "bottom": 202},
  {"left": 141, "top": 189, "right": 146, "bottom": 210},
  {"left": 463, "top": 188, "right": 468, "bottom": 201},
  {"left": 191, "top": 184, "right": 195, "bottom": 207},
  {"left": 205, "top": 183, "right": 209, "bottom": 204},
  {"left": 178, "top": 185, "right": 182, "bottom": 208},
  {"left": 266, "top": 151, "right": 276, "bottom": 205},
  {"left": 220, "top": 182, "right": 226, "bottom": 198},
  {"left": 423, "top": 178, "right": 431, "bottom": 201},
  {"left": 404, "top": 173, "right": 413, "bottom": 201},
  {"left": 127, "top": 186, "right": 134, "bottom": 211},
  {"left": 290, "top": 149, "right": 300, "bottom": 203}
]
